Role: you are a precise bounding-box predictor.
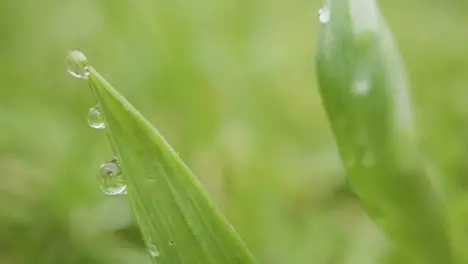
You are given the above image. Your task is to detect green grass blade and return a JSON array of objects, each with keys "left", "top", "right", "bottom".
[
  {"left": 78, "top": 64, "right": 256, "bottom": 264},
  {"left": 315, "top": 1, "right": 453, "bottom": 263}
]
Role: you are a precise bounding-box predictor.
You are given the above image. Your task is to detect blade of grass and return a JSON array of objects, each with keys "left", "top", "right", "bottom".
[
  {"left": 70, "top": 56, "right": 256, "bottom": 264},
  {"left": 315, "top": 0, "right": 452, "bottom": 263}
]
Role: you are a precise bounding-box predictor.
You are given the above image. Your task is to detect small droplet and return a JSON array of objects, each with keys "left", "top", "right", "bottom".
[
  {"left": 87, "top": 105, "right": 106, "bottom": 129},
  {"left": 65, "top": 50, "right": 90, "bottom": 79},
  {"left": 353, "top": 79, "right": 371, "bottom": 96},
  {"left": 168, "top": 240, "right": 175, "bottom": 246},
  {"left": 147, "top": 244, "right": 160, "bottom": 257},
  {"left": 318, "top": 6, "right": 330, "bottom": 24},
  {"left": 98, "top": 157, "right": 126, "bottom": 195}
]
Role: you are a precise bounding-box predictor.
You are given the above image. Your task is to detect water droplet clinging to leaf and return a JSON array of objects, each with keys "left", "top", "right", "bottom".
[
  {"left": 318, "top": 6, "right": 330, "bottom": 24},
  {"left": 353, "top": 79, "right": 371, "bottom": 96},
  {"left": 87, "top": 105, "right": 106, "bottom": 129},
  {"left": 98, "top": 157, "right": 126, "bottom": 195},
  {"left": 147, "top": 243, "right": 160, "bottom": 257},
  {"left": 65, "top": 50, "right": 90, "bottom": 79}
]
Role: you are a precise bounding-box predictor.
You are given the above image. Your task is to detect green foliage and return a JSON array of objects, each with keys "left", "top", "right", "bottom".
[
  {"left": 2, "top": 0, "right": 468, "bottom": 263},
  {"left": 82, "top": 63, "right": 256, "bottom": 264},
  {"left": 316, "top": 1, "right": 453, "bottom": 263}
]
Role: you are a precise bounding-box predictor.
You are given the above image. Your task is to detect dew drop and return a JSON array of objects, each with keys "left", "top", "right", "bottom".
[
  {"left": 318, "top": 6, "right": 330, "bottom": 24},
  {"left": 353, "top": 79, "right": 371, "bottom": 96},
  {"left": 147, "top": 243, "right": 160, "bottom": 257},
  {"left": 98, "top": 157, "right": 126, "bottom": 195},
  {"left": 87, "top": 105, "right": 106, "bottom": 129},
  {"left": 168, "top": 240, "right": 175, "bottom": 246},
  {"left": 65, "top": 50, "right": 90, "bottom": 79}
]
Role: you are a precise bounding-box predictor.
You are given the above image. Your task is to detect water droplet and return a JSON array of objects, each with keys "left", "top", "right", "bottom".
[
  {"left": 87, "top": 105, "right": 106, "bottom": 129},
  {"left": 98, "top": 157, "right": 126, "bottom": 195},
  {"left": 318, "top": 6, "right": 330, "bottom": 24},
  {"left": 147, "top": 244, "right": 160, "bottom": 257},
  {"left": 168, "top": 240, "right": 175, "bottom": 246},
  {"left": 65, "top": 50, "right": 90, "bottom": 79},
  {"left": 353, "top": 79, "right": 371, "bottom": 96}
]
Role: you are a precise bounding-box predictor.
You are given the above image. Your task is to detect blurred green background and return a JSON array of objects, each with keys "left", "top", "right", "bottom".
[{"left": 1, "top": 0, "right": 468, "bottom": 263}]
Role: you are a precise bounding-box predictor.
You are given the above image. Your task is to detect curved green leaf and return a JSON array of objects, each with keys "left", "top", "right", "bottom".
[
  {"left": 80, "top": 65, "right": 256, "bottom": 264},
  {"left": 315, "top": 1, "right": 453, "bottom": 263}
]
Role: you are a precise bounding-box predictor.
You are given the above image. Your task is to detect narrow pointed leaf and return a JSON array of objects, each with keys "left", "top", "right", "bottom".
[
  {"left": 84, "top": 66, "right": 256, "bottom": 264},
  {"left": 316, "top": 0, "right": 453, "bottom": 263}
]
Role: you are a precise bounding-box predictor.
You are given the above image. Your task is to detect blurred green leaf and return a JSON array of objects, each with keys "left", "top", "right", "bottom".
[
  {"left": 72, "top": 62, "right": 257, "bottom": 264},
  {"left": 315, "top": 0, "right": 453, "bottom": 263}
]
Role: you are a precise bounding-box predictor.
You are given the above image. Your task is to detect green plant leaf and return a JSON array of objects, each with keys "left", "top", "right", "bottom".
[
  {"left": 72, "top": 59, "right": 256, "bottom": 264},
  {"left": 315, "top": 1, "right": 453, "bottom": 263}
]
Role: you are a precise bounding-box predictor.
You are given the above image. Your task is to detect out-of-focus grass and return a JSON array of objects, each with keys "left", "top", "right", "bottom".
[{"left": 1, "top": 0, "right": 468, "bottom": 263}]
